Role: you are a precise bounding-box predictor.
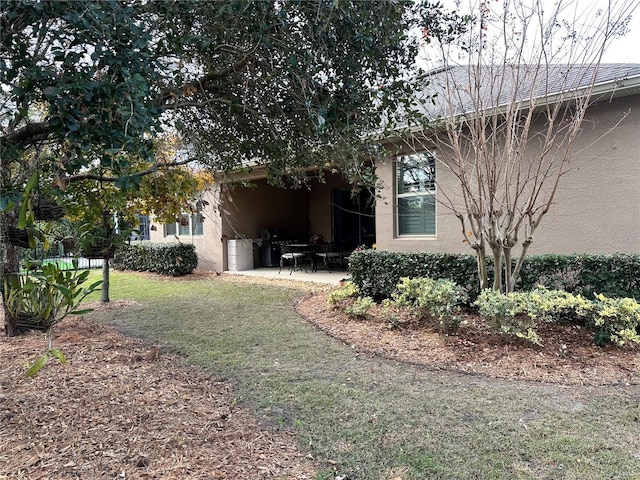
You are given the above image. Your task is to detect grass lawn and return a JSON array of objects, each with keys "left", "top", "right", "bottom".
[
  {"left": 85, "top": 271, "right": 640, "bottom": 480},
  {"left": 18, "top": 258, "right": 76, "bottom": 273}
]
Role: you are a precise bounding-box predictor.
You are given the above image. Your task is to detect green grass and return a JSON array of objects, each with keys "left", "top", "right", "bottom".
[
  {"left": 18, "top": 258, "right": 76, "bottom": 273},
  {"left": 85, "top": 271, "right": 640, "bottom": 480}
]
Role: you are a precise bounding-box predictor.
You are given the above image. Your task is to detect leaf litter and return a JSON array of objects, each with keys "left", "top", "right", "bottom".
[{"left": 0, "top": 305, "right": 317, "bottom": 479}]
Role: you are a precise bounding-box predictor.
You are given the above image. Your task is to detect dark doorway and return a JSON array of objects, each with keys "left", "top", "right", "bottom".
[{"left": 332, "top": 188, "right": 376, "bottom": 252}]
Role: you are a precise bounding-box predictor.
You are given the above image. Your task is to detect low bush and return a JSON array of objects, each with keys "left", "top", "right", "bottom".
[
  {"left": 345, "top": 296, "right": 376, "bottom": 319},
  {"left": 327, "top": 282, "right": 374, "bottom": 319},
  {"left": 474, "top": 287, "right": 640, "bottom": 346},
  {"left": 390, "top": 277, "right": 467, "bottom": 332},
  {"left": 3, "top": 262, "right": 102, "bottom": 376},
  {"left": 327, "top": 281, "right": 359, "bottom": 306},
  {"left": 114, "top": 243, "right": 198, "bottom": 276},
  {"left": 586, "top": 295, "right": 640, "bottom": 346},
  {"left": 474, "top": 289, "right": 544, "bottom": 344},
  {"left": 332, "top": 267, "right": 640, "bottom": 347},
  {"left": 3, "top": 262, "right": 101, "bottom": 334}
]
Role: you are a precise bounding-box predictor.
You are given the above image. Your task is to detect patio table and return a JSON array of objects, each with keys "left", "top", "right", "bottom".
[{"left": 289, "top": 243, "right": 325, "bottom": 272}]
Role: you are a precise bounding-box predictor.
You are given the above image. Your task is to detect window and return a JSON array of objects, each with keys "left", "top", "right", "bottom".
[
  {"left": 178, "top": 217, "right": 191, "bottom": 236},
  {"left": 165, "top": 222, "right": 177, "bottom": 236},
  {"left": 191, "top": 214, "right": 204, "bottom": 235},
  {"left": 164, "top": 214, "right": 203, "bottom": 237},
  {"left": 133, "top": 214, "right": 150, "bottom": 240},
  {"left": 396, "top": 152, "right": 436, "bottom": 236}
]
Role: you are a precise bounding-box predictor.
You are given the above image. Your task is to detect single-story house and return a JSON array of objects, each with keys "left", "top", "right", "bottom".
[{"left": 147, "top": 63, "right": 640, "bottom": 272}]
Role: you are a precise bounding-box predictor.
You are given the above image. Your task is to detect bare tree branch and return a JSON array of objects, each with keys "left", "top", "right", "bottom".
[{"left": 404, "top": 0, "right": 637, "bottom": 292}]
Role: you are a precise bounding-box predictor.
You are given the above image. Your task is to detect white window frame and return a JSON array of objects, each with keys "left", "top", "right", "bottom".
[
  {"left": 396, "top": 151, "right": 437, "bottom": 237},
  {"left": 164, "top": 213, "right": 204, "bottom": 237}
]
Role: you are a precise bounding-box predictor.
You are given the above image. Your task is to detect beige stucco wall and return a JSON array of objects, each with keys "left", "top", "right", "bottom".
[
  {"left": 375, "top": 94, "right": 640, "bottom": 255},
  {"left": 534, "top": 96, "right": 640, "bottom": 254},
  {"left": 147, "top": 193, "right": 222, "bottom": 272}
]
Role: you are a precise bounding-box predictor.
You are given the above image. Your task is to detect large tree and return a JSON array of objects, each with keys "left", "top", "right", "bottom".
[
  {"left": 154, "top": 1, "right": 463, "bottom": 185},
  {"left": 1, "top": 0, "right": 462, "bottom": 335},
  {"left": 1, "top": 0, "right": 170, "bottom": 335},
  {"left": 405, "top": 0, "right": 637, "bottom": 292}
]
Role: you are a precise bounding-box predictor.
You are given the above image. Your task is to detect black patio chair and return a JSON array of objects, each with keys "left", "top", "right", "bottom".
[
  {"left": 278, "top": 244, "right": 307, "bottom": 274},
  {"left": 315, "top": 242, "right": 345, "bottom": 273}
]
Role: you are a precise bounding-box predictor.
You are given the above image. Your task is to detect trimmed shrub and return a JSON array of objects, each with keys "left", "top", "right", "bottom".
[
  {"left": 516, "top": 253, "right": 640, "bottom": 300},
  {"left": 114, "top": 243, "right": 198, "bottom": 276},
  {"left": 349, "top": 250, "right": 479, "bottom": 301},
  {"left": 348, "top": 250, "right": 640, "bottom": 302},
  {"left": 390, "top": 277, "right": 467, "bottom": 332}
]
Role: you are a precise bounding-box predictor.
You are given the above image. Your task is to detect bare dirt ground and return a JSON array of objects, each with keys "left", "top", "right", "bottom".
[
  {"left": 2, "top": 272, "right": 639, "bottom": 479},
  {"left": 296, "top": 291, "right": 640, "bottom": 386}
]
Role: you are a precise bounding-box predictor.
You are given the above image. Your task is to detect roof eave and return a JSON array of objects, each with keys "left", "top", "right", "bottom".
[{"left": 392, "top": 73, "right": 640, "bottom": 141}]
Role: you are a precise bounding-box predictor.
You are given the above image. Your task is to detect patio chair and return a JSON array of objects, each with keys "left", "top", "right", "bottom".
[
  {"left": 315, "top": 242, "right": 345, "bottom": 273},
  {"left": 278, "top": 244, "right": 307, "bottom": 274}
]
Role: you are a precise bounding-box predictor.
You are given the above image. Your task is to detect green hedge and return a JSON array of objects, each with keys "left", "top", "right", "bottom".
[
  {"left": 349, "top": 251, "right": 478, "bottom": 300},
  {"left": 349, "top": 250, "right": 640, "bottom": 301},
  {"left": 516, "top": 254, "right": 640, "bottom": 299},
  {"left": 114, "top": 243, "right": 198, "bottom": 276}
]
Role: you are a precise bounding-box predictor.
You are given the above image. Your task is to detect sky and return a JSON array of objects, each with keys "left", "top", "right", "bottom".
[
  {"left": 603, "top": 6, "right": 640, "bottom": 63},
  {"left": 422, "top": 0, "right": 640, "bottom": 65}
]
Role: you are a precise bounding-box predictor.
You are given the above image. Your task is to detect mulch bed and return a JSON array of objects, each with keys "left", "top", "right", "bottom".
[
  {"left": 0, "top": 305, "right": 318, "bottom": 479},
  {"left": 296, "top": 292, "right": 640, "bottom": 386}
]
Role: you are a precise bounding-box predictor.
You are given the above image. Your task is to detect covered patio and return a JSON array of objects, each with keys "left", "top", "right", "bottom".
[
  {"left": 224, "top": 266, "right": 347, "bottom": 285},
  {"left": 217, "top": 171, "right": 375, "bottom": 273}
]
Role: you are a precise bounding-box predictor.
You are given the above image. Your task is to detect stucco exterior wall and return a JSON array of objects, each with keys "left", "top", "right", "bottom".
[
  {"left": 534, "top": 96, "right": 640, "bottom": 253},
  {"left": 147, "top": 192, "right": 222, "bottom": 272},
  {"left": 222, "top": 180, "right": 309, "bottom": 240},
  {"left": 375, "top": 94, "right": 640, "bottom": 255}
]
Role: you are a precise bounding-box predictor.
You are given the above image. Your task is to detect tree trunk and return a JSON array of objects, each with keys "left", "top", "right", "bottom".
[
  {"left": 475, "top": 246, "right": 489, "bottom": 291},
  {"left": 503, "top": 247, "right": 513, "bottom": 293},
  {"left": 490, "top": 244, "right": 503, "bottom": 292},
  {"left": 101, "top": 256, "right": 110, "bottom": 303}
]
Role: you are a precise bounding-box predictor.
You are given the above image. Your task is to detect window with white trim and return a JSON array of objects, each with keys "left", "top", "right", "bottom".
[
  {"left": 164, "top": 222, "right": 177, "bottom": 236},
  {"left": 164, "top": 213, "right": 204, "bottom": 237},
  {"left": 396, "top": 151, "right": 436, "bottom": 236}
]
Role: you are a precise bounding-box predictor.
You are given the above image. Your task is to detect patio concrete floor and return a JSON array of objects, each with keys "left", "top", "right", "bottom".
[{"left": 225, "top": 266, "right": 348, "bottom": 285}]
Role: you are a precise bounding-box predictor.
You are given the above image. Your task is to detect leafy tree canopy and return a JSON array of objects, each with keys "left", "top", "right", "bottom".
[
  {"left": 1, "top": 0, "right": 464, "bottom": 196},
  {"left": 0, "top": 0, "right": 464, "bottom": 333},
  {"left": 159, "top": 0, "right": 463, "bottom": 185},
  {"left": 1, "top": 0, "right": 163, "bottom": 194}
]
